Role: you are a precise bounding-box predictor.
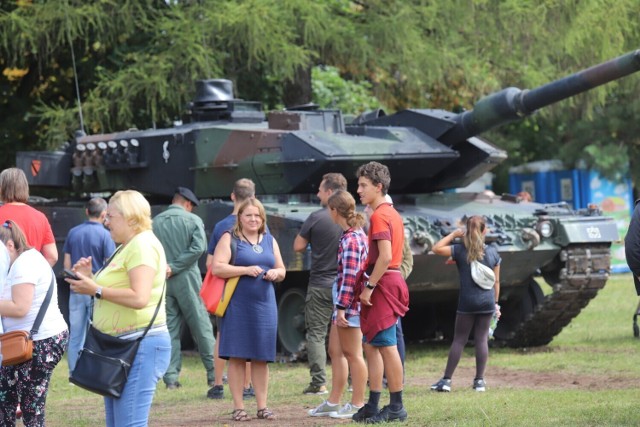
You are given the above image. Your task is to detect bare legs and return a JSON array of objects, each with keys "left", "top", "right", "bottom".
[
  {"left": 337, "top": 325, "right": 367, "bottom": 406},
  {"left": 229, "top": 358, "right": 267, "bottom": 411}
]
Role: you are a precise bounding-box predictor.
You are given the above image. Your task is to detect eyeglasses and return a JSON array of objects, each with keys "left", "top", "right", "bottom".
[{"left": 105, "top": 213, "right": 122, "bottom": 221}]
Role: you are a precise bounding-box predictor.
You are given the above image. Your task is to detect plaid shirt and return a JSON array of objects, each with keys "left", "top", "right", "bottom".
[{"left": 335, "top": 227, "right": 368, "bottom": 319}]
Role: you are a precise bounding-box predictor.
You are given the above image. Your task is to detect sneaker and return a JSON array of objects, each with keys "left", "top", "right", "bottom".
[
  {"left": 430, "top": 378, "right": 451, "bottom": 392},
  {"left": 352, "top": 403, "right": 378, "bottom": 423},
  {"left": 243, "top": 385, "right": 255, "bottom": 399},
  {"left": 365, "top": 405, "right": 408, "bottom": 424},
  {"left": 303, "top": 384, "right": 328, "bottom": 395},
  {"left": 222, "top": 374, "right": 228, "bottom": 384},
  {"left": 330, "top": 402, "right": 362, "bottom": 419},
  {"left": 307, "top": 400, "right": 339, "bottom": 417},
  {"left": 166, "top": 381, "right": 182, "bottom": 390},
  {"left": 207, "top": 385, "right": 223, "bottom": 399},
  {"left": 473, "top": 378, "right": 486, "bottom": 392}
]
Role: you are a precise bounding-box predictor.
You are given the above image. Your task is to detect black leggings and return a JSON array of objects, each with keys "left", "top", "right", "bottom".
[{"left": 444, "top": 313, "right": 492, "bottom": 380}]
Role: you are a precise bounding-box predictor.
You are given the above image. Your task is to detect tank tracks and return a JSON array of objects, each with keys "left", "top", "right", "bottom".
[{"left": 505, "top": 244, "right": 611, "bottom": 348}]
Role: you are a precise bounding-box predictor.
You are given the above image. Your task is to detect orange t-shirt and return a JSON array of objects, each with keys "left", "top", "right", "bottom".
[
  {"left": 366, "top": 203, "right": 404, "bottom": 271},
  {"left": 0, "top": 204, "right": 55, "bottom": 250}
]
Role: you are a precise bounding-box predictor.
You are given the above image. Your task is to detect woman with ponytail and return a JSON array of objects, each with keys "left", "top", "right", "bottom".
[
  {"left": 430, "top": 215, "right": 501, "bottom": 393},
  {"left": 307, "top": 190, "right": 369, "bottom": 419}
]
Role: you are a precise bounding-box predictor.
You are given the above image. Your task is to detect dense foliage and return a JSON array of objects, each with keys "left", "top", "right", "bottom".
[{"left": 1, "top": 0, "right": 639, "bottom": 191}]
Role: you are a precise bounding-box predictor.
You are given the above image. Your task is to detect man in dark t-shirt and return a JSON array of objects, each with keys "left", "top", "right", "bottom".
[{"left": 294, "top": 173, "right": 347, "bottom": 395}]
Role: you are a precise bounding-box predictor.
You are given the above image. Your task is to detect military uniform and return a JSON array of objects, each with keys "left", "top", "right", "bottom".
[{"left": 153, "top": 204, "right": 214, "bottom": 386}]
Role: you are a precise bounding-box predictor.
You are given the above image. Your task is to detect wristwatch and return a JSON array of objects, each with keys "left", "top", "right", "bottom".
[
  {"left": 365, "top": 281, "right": 376, "bottom": 290},
  {"left": 95, "top": 287, "right": 103, "bottom": 300}
]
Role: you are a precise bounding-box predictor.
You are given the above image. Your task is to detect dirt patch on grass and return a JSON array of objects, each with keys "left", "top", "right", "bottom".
[
  {"left": 407, "top": 365, "right": 639, "bottom": 391},
  {"left": 150, "top": 401, "right": 352, "bottom": 426}
]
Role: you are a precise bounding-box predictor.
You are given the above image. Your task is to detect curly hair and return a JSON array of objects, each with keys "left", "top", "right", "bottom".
[{"left": 355, "top": 161, "right": 390, "bottom": 194}]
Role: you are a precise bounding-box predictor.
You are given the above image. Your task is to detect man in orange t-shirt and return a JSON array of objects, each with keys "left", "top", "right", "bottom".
[{"left": 353, "top": 161, "right": 409, "bottom": 423}]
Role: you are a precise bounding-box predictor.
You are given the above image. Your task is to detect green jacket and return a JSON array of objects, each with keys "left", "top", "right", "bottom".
[{"left": 152, "top": 204, "right": 206, "bottom": 284}]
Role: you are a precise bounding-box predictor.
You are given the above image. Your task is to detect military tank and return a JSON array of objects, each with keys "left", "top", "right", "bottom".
[{"left": 16, "top": 49, "right": 640, "bottom": 353}]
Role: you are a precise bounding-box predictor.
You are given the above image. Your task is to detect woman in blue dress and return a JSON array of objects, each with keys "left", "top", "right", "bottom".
[{"left": 211, "top": 198, "right": 286, "bottom": 422}]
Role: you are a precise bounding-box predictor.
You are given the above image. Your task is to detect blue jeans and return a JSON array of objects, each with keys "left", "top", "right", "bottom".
[
  {"left": 68, "top": 291, "right": 92, "bottom": 372},
  {"left": 104, "top": 332, "right": 171, "bottom": 427}
]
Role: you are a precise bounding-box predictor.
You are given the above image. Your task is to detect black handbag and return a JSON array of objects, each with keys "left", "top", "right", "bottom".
[{"left": 69, "top": 276, "right": 165, "bottom": 398}]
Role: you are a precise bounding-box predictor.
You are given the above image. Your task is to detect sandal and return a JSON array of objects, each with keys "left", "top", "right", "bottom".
[
  {"left": 256, "top": 407, "right": 276, "bottom": 420},
  {"left": 231, "top": 409, "right": 251, "bottom": 422}
]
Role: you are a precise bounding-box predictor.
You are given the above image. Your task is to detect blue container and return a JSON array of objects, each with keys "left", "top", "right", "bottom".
[
  {"left": 508, "top": 160, "right": 565, "bottom": 203},
  {"left": 553, "top": 169, "right": 582, "bottom": 209},
  {"left": 508, "top": 171, "right": 557, "bottom": 203}
]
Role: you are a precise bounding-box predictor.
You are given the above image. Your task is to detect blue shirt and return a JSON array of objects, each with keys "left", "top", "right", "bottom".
[
  {"left": 207, "top": 215, "right": 237, "bottom": 255},
  {"left": 63, "top": 220, "right": 116, "bottom": 273}
]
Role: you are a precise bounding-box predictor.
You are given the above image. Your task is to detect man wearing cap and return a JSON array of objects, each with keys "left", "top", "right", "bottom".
[{"left": 152, "top": 186, "right": 215, "bottom": 395}]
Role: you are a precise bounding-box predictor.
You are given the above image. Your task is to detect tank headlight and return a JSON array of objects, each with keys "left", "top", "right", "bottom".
[{"left": 537, "top": 221, "right": 554, "bottom": 238}]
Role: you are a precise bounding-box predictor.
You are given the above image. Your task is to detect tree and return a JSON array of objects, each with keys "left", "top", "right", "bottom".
[{"left": 1, "top": 0, "right": 639, "bottom": 190}]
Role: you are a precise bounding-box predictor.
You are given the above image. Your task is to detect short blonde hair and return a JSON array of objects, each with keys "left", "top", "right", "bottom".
[
  {"left": 109, "top": 190, "right": 152, "bottom": 234},
  {"left": 233, "top": 198, "right": 267, "bottom": 236},
  {"left": 0, "top": 168, "right": 30, "bottom": 203}
]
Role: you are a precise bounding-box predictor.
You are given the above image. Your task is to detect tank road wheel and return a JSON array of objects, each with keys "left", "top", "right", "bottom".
[
  {"left": 493, "top": 279, "right": 544, "bottom": 342},
  {"left": 277, "top": 287, "right": 307, "bottom": 355}
]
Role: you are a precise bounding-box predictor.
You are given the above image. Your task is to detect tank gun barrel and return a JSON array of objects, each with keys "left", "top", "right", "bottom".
[{"left": 441, "top": 49, "right": 640, "bottom": 145}]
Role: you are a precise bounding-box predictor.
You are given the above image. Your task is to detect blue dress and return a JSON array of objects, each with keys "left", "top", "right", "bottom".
[{"left": 218, "top": 234, "right": 277, "bottom": 362}]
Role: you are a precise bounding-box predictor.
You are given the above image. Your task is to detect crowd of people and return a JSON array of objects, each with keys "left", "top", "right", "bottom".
[{"left": 0, "top": 160, "right": 503, "bottom": 425}]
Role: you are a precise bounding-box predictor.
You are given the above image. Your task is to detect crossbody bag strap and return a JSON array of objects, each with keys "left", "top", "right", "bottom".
[
  {"left": 29, "top": 271, "right": 55, "bottom": 338},
  {"left": 136, "top": 280, "right": 166, "bottom": 341},
  {"left": 89, "top": 242, "right": 166, "bottom": 340}
]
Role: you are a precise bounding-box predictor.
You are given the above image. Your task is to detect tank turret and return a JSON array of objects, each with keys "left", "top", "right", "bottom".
[
  {"left": 15, "top": 50, "right": 640, "bottom": 353},
  {"left": 17, "top": 50, "right": 640, "bottom": 200}
]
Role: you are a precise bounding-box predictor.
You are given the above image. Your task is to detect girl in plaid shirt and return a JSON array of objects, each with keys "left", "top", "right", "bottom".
[{"left": 307, "top": 190, "right": 369, "bottom": 419}]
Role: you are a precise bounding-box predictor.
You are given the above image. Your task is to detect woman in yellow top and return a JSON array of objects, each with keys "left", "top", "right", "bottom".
[{"left": 66, "top": 190, "right": 170, "bottom": 427}]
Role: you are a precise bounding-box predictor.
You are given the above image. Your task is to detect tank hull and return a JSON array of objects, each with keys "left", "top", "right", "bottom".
[{"left": 35, "top": 191, "right": 615, "bottom": 354}]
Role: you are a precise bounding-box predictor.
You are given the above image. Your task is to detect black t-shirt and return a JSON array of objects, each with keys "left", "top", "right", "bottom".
[
  {"left": 451, "top": 243, "right": 501, "bottom": 314},
  {"left": 299, "top": 208, "right": 342, "bottom": 288}
]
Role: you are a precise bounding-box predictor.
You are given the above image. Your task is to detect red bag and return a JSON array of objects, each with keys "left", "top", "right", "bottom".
[{"left": 200, "top": 269, "right": 226, "bottom": 314}]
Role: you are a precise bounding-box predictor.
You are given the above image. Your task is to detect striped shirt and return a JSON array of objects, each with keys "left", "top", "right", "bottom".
[{"left": 335, "top": 227, "right": 369, "bottom": 319}]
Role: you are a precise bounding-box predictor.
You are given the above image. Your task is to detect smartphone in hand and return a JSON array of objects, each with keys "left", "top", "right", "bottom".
[{"left": 63, "top": 269, "right": 80, "bottom": 280}]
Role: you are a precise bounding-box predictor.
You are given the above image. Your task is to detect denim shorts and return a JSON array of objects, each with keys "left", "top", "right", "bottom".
[
  {"left": 332, "top": 281, "right": 360, "bottom": 328},
  {"left": 364, "top": 323, "right": 397, "bottom": 346}
]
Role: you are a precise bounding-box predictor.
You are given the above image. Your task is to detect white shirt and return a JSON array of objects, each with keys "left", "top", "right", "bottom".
[{"left": 2, "top": 249, "right": 67, "bottom": 340}]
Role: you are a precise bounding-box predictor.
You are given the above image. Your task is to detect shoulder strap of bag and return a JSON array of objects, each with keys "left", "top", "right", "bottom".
[
  {"left": 29, "top": 271, "right": 55, "bottom": 338},
  {"left": 88, "top": 279, "right": 166, "bottom": 342},
  {"left": 136, "top": 280, "right": 166, "bottom": 342}
]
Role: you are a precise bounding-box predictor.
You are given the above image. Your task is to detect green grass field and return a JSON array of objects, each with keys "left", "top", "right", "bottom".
[{"left": 43, "top": 273, "right": 640, "bottom": 426}]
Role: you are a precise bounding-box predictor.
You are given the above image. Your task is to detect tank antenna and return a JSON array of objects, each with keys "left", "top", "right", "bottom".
[{"left": 65, "top": 3, "right": 85, "bottom": 135}]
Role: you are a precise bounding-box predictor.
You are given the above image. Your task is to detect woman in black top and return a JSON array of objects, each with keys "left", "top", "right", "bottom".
[{"left": 430, "top": 216, "right": 501, "bottom": 393}]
